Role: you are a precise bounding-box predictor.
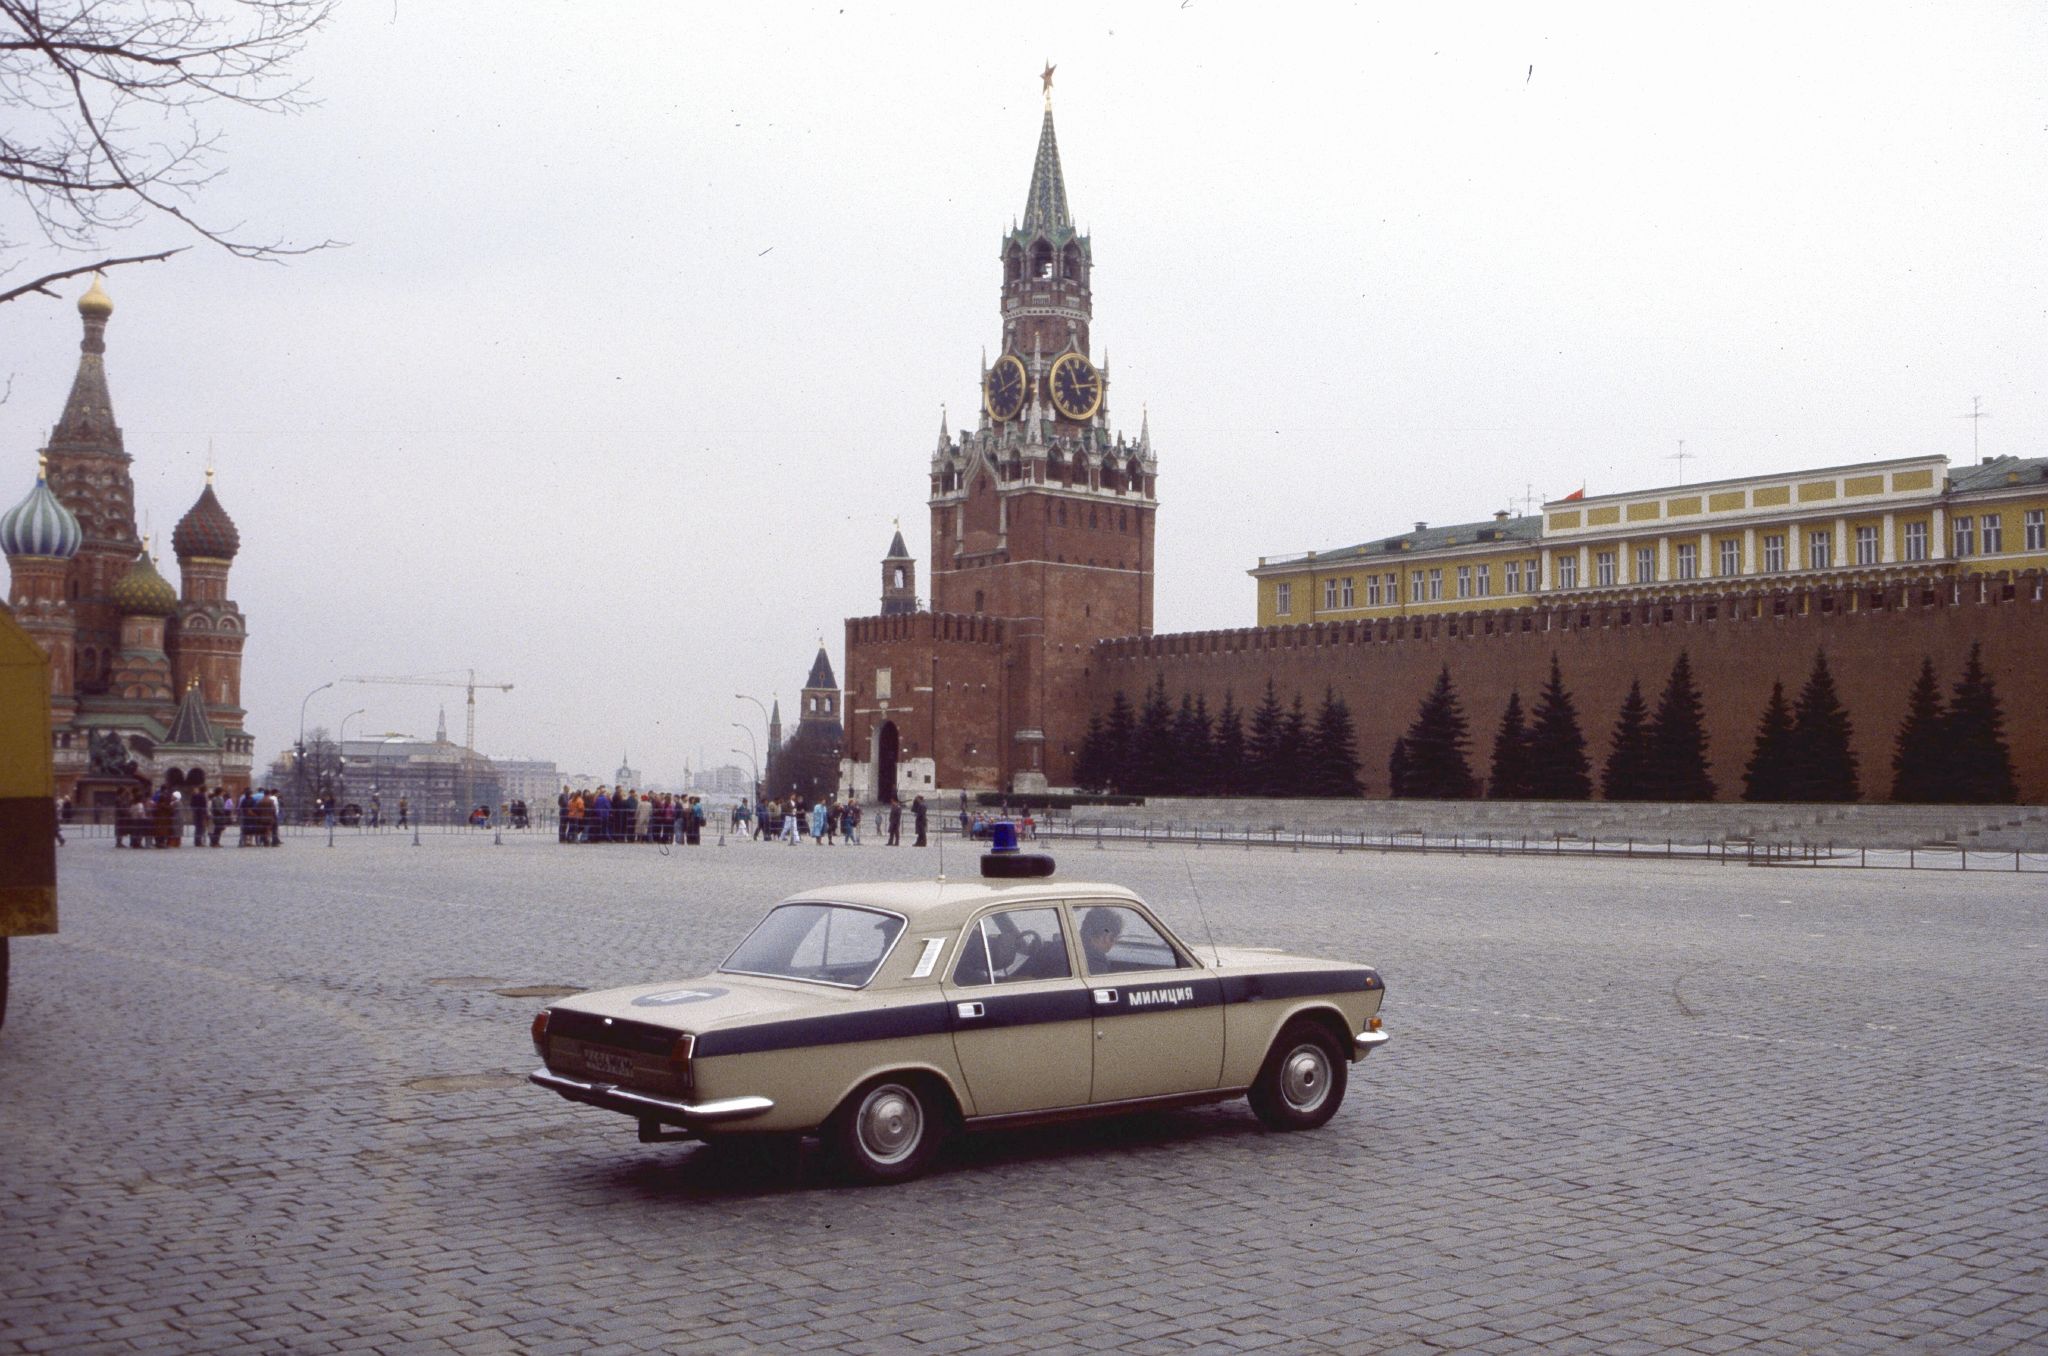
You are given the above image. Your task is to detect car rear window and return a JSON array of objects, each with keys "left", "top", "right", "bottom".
[{"left": 720, "top": 903, "right": 906, "bottom": 988}]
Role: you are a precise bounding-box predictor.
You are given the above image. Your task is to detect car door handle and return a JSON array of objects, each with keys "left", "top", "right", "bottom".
[
  {"left": 1094, "top": 989, "right": 1118, "bottom": 1006},
  {"left": 955, "top": 1001, "right": 985, "bottom": 1019}
]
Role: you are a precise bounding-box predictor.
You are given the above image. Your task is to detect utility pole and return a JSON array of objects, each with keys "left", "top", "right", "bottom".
[{"left": 1961, "top": 396, "right": 1990, "bottom": 461}]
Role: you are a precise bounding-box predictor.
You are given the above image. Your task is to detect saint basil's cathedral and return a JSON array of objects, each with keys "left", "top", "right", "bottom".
[{"left": 2, "top": 277, "right": 255, "bottom": 806}]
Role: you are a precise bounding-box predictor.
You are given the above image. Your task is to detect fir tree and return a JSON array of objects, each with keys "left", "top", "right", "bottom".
[
  {"left": 1888, "top": 658, "right": 1946, "bottom": 804},
  {"left": 1128, "top": 676, "right": 1175, "bottom": 796},
  {"left": 1273, "top": 692, "right": 1310, "bottom": 794},
  {"left": 1099, "top": 689, "right": 1137, "bottom": 795},
  {"left": 1600, "top": 679, "right": 1653, "bottom": 801},
  {"left": 1787, "top": 650, "right": 1859, "bottom": 802},
  {"left": 1525, "top": 654, "right": 1593, "bottom": 799},
  {"left": 1245, "top": 679, "right": 1286, "bottom": 796},
  {"left": 1308, "top": 688, "right": 1364, "bottom": 797},
  {"left": 1171, "top": 692, "right": 1214, "bottom": 797},
  {"left": 1388, "top": 737, "right": 1410, "bottom": 799},
  {"left": 1646, "top": 650, "right": 1715, "bottom": 801},
  {"left": 1072, "top": 713, "right": 1110, "bottom": 793},
  {"left": 1487, "top": 691, "right": 1532, "bottom": 800},
  {"left": 1943, "top": 643, "right": 2018, "bottom": 804},
  {"left": 1189, "top": 694, "right": 1217, "bottom": 795},
  {"left": 1398, "top": 666, "right": 1478, "bottom": 799},
  {"left": 1212, "top": 691, "right": 1246, "bottom": 797},
  {"left": 1741, "top": 681, "right": 1796, "bottom": 802}
]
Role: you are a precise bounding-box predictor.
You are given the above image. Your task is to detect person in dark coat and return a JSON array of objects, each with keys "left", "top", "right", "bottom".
[
  {"left": 912, "top": 794, "right": 928, "bottom": 847},
  {"left": 190, "top": 784, "right": 208, "bottom": 847},
  {"left": 887, "top": 798, "right": 902, "bottom": 846}
]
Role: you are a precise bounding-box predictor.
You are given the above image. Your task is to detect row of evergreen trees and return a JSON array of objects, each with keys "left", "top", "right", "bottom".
[
  {"left": 1394, "top": 644, "right": 2016, "bottom": 804},
  {"left": 1073, "top": 677, "right": 1363, "bottom": 797},
  {"left": 1078, "top": 644, "right": 2016, "bottom": 804}
]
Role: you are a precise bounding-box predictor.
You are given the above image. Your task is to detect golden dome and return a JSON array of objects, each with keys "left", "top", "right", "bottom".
[
  {"left": 110, "top": 548, "right": 177, "bottom": 618},
  {"left": 78, "top": 273, "right": 113, "bottom": 319}
]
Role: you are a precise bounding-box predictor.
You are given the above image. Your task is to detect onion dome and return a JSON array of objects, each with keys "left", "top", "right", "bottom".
[
  {"left": 172, "top": 473, "right": 240, "bottom": 561},
  {"left": 0, "top": 457, "right": 83, "bottom": 559},
  {"left": 78, "top": 273, "right": 112, "bottom": 319},
  {"left": 110, "top": 546, "right": 178, "bottom": 617}
]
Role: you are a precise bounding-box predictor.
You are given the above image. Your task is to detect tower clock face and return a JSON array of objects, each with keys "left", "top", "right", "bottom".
[
  {"left": 1049, "top": 352, "right": 1104, "bottom": 421},
  {"left": 983, "top": 354, "right": 1028, "bottom": 422}
]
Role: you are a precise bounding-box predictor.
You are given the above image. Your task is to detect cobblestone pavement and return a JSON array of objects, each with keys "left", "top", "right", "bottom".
[{"left": 3, "top": 833, "right": 2044, "bottom": 1354}]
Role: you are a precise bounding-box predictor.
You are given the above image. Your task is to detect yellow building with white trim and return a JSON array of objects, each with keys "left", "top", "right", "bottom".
[{"left": 1251, "top": 454, "right": 2048, "bottom": 626}]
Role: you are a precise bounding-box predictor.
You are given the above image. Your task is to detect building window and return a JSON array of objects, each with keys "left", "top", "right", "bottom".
[
  {"left": 1556, "top": 554, "right": 1578, "bottom": 589},
  {"left": 1411, "top": 573, "right": 1425, "bottom": 604},
  {"left": 1903, "top": 521, "right": 1927, "bottom": 562},
  {"left": 1809, "top": 530, "right": 1832, "bottom": 570},
  {"left": 1855, "top": 525, "right": 1877, "bottom": 566},
  {"left": 1324, "top": 579, "right": 1338, "bottom": 610},
  {"left": 1675, "top": 543, "right": 1698, "bottom": 580},
  {"left": 1341, "top": 576, "right": 1355, "bottom": 607},
  {"left": 1366, "top": 575, "right": 1382, "bottom": 607},
  {"left": 1427, "top": 569, "right": 1443, "bottom": 601},
  {"left": 1275, "top": 582, "right": 1292, "bottom": 616},
  {"left": 1953, "top": 516, "right": 1974, "bottom": 557},
  {"left": 1505, "top": 561, "right": 1522, "bottom": 593},
  {"left": 1720, "top": 539, "right": 1741, "bottom": 576},
  {"left": 2026, "top": 509, "right": 2045, "bottom": 551},
  {"left": 1476, "top": 564, "right": 1491, "bottom": 597},
  {"left": 1981, "top": 514, "right": 2002, "bottom": 553},
  {"left": 1762, "top": 535, "right": 1784, "bottom": 573},
  {"left": 1595, "top": 551, "right": 1615, "bottom": 587},
  {"left": 1636, "top": 546, "right": 1656, "bottom": 583},
  {"left": 1456, "top": 565, "right": 1472, "bottom": 598}
]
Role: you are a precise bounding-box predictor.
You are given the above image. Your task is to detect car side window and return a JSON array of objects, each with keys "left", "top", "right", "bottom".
[
  {"left": 1076, "top": 905, "right": 1184, "bottom": 976},
  {"left": 951, "top": 906, "right": 1071, "bottom": 987}
]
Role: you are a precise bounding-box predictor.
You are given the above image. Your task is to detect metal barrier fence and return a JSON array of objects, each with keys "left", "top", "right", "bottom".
[{"left": 1030, "top": 817, "right": 2048, "bottom": 873}]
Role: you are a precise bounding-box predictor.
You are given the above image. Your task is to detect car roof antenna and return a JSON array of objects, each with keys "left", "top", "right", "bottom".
[{"left": 1181, "top": 854, "right": 1223, "bottom": 968}]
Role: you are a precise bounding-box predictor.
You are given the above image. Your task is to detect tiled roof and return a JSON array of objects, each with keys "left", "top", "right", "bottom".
[{"left": 1949, "top": 455, "right": 2048, "bottom": 494}]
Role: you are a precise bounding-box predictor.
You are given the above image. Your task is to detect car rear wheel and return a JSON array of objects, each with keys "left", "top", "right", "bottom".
[
  {"left": 831, "top": 1076, "right": 946, "bottom": 1184},
  {"left": 1249, "top": 1019, "right": 1347, "bottom": 1131}
]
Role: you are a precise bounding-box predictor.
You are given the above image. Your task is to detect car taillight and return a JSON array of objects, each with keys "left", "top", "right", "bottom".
[
  {"left": 668, "top": 1033, "right": 695, "bottom": 1092},
  {"left": 530, "top": 1010, "right": 551, "bottom": 1058}
]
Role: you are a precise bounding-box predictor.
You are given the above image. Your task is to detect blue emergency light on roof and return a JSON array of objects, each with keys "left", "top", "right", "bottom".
[{"left": 980, "top": 820, "right": 1055, "bottom": 878}]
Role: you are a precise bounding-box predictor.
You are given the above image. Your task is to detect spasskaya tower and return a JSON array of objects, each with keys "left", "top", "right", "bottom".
[{"left": 844, "top": 69, "right": 1158, "bottom": 796}]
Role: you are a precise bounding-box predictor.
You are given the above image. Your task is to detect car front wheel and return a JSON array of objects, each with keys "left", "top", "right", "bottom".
[
  {"left": 1248, "top": 1019, "right": 1347, "bottom": 1131},
  {"left": 831, "top": 1076, "right": 946, "bottom": 1184}
]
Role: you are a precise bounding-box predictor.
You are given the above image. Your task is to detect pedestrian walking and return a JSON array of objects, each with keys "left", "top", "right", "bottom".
[
  {"left": 781, "top": 796, "right": 802, "bottom": 845},
  {"left": 912, "top": 794, "right": 928, "bottom": 847},
  {"left": 887, "top": 797, "right": 902, "bottom": 846}
]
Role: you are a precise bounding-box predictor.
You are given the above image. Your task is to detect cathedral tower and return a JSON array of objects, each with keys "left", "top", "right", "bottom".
[{"left": 169, "top": 469, "right": 248, "bottom": 727}]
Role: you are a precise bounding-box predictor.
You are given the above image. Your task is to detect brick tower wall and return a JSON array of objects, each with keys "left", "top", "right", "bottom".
[{"left": 1093, "top": 570, "right": 2048, "bottom": 804}]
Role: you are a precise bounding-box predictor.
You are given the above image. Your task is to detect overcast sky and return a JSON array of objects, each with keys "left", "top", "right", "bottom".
[{"left": 2, "top": 2, "right": 2042, "bottom": 787}]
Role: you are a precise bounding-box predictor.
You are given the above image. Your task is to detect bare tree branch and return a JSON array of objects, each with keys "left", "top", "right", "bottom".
[
  {"left": 0, "top": 246, "right": 184, "bottom": 306},
  {"left": 0, "top": 0, "right": 338, "bottom": 301}
]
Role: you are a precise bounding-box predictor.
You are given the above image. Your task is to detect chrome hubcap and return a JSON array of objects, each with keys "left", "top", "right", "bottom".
[
  {"left": 1281, "top": 1045, "right": 1329, "bottom": 1112},
  {"left": 858, "top": 1085, "right": 922, "bottom": 1164}
]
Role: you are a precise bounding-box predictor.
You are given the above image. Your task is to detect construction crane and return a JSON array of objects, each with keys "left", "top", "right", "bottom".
[{"left": 341, "top": 670, "right": 514, "bottom": 810}]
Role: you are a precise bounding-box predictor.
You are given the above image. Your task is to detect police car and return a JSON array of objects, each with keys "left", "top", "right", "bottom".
[{"left": 529, "top": 827, "right": 1389, "bottom": 1182}]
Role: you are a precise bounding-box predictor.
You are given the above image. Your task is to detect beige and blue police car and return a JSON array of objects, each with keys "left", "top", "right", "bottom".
[{"left": 530, "top": 830, "right": 1389, "bottom": 1183}]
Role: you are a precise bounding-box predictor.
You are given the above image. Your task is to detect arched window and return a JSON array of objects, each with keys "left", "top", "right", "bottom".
[
  {"left": 974, "top": 590, "right": 985, "bottom": 613},
  {"left": 1061, "top": 242, "right": 1083, "bottom": 283},
  {"left": 1046, "top": 450, "right": 1066, "bottom": 485},
  {"left": 1029, "top": 240, "right": 1053, "bottom": 280},
  {"left": 1004, "top": 245, "right": 1023, "bottom": 283}
]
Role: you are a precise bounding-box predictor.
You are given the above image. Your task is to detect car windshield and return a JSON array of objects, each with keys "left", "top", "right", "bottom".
[{"left": 720, "top": 902, "right": 906, "bottom": 988}]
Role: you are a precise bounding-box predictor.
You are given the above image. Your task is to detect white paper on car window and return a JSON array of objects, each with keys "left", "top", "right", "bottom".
[{"left": 910, "top": 937, "right": 945, "bottom": 979}]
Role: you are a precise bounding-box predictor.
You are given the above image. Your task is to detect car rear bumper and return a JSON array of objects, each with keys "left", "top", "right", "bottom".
[
  {"left": 529, "top": 1069, "right": 775, "bottom": 1127},
  {"left": 1353, "top": 1028, "right": 1390, "bottom": 1060}
]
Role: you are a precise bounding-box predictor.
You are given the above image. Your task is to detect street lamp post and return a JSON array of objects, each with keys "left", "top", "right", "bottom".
[
  {"left": 336, "top": 709, "right": 366, "bottom": 812},
  {"left": 732, "top": 722, "right": 758, "bottom": 806},
  {"left": 296, "top": 680, "right": 334, "bottom": 821},
  {"left": 736, "top": 692, "right": 772, "bottom": 799}
]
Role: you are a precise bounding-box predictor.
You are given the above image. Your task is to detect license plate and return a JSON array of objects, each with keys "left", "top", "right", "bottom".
[{"left": 583, "top": 1048, "right": 638, "bottom": 1079}]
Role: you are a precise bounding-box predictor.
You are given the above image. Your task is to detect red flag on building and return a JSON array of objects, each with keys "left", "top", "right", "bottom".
[{"left": 1560, "top": 486, "right": 1585, "bottom": 501}]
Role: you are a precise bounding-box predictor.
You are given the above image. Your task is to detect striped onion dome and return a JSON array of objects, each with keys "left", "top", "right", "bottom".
[
  {"left": 0, "top": 461, "right": 83, "bottom": 559},
  {"left": 172, "top": 477, "right": 240, "bottom": 561},
  {"left": 110, "top": 548, "right": 178, "bottom": 617}
]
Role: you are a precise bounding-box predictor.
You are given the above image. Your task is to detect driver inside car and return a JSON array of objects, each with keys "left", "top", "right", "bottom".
[{"left": 1081, "top": 907, "right": 1128, "bottom": 974}]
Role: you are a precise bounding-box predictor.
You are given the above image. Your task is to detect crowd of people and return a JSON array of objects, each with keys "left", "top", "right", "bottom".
[
  {"left": 556, "top": 787, "right": 709, "bottom": 844},
  {"left": 107, "top": 784, "right": 290, "bottom": 848}
]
